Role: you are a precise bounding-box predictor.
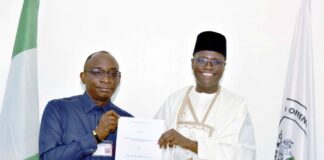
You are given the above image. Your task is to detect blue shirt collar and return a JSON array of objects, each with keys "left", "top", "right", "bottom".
[{"left": 81, "top": 92, "right": 113, "bottom": 113}]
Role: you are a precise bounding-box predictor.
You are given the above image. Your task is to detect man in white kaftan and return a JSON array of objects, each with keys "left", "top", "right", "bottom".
[
  {"left": 155, "top": 31, "right": 256, "bottom": 160},
  {"left": 155, "top": 86, "right": 255, "bottom": 160}
]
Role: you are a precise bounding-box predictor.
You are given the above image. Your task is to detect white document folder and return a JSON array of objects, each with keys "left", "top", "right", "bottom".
[{"left": 115, "top": 117, "right": 165, "bottom": 160}]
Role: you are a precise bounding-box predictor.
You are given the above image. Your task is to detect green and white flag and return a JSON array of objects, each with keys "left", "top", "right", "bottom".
[
  {"left": 0, "top": 0, "right": 40, "bottom": 159},
  {"left": 274, "top": 0, "right": 317, "bottom": 160}
]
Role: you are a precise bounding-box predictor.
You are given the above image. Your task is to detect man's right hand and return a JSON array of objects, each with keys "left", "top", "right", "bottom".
[{"left": 95, "top": 110, "right": 120, "bottom": 141}]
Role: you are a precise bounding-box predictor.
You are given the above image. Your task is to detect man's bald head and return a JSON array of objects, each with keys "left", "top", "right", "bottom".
[
  {"left": 83, "top": 50, "right": 118, "bottom": 71},
  {"left": 81, "top": 50, "right": 120, "bottom": 106}
]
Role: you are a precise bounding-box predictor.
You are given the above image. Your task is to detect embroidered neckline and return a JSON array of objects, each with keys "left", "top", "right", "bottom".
[{"left": 176, "top": 86, "right": 220, "bottom": 137}]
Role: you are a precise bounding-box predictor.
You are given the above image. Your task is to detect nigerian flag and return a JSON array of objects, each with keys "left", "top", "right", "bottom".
[{"left": 0, "top": 0, "right": 40, "bottom": 159}]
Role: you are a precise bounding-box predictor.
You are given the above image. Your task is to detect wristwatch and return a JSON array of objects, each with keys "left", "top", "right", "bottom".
[{"left": 92, "top": 130, "right": 102, "bottom": 143}]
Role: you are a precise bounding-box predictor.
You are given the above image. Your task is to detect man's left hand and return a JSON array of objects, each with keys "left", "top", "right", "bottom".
[{"left": 158, "top": 129, "right": 198, "bottom": 153}]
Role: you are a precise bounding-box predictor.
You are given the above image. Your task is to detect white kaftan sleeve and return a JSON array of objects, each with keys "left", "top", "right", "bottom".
[{"left": 197, "top": 108, "right": 256, "bottom": 160}]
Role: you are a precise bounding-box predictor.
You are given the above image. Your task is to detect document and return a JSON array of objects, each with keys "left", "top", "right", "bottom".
[{"left": 115, "top": 117, "right": 164, "bottom": 160}]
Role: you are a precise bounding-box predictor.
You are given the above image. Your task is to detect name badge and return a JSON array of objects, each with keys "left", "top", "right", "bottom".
[{"left": 92, "top": 141, "right": 113, "bottom": 157}]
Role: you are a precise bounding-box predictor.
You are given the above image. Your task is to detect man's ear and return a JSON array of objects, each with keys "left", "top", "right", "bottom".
[
  {"left": 80, "top": 72, "right": 86, "bottom": 84},
  {"left": 116, "top": 74, "right": 121, "bottom": 86},
  {"left": 191, "top": 58, "right": 195, "bottom": 70}
]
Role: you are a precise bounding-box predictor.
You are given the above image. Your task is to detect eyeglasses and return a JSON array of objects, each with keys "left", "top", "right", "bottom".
[
  {"left": 192, "top": 57, "right": 226, "bottom": 67},
  {"left": 85, "top": 68, "right": 121, "bottom": 79}
]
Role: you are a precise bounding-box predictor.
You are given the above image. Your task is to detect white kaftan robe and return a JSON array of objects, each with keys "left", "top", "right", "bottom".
[{"left": 155, "top": 86, "right": 255, "bottom": 160}]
